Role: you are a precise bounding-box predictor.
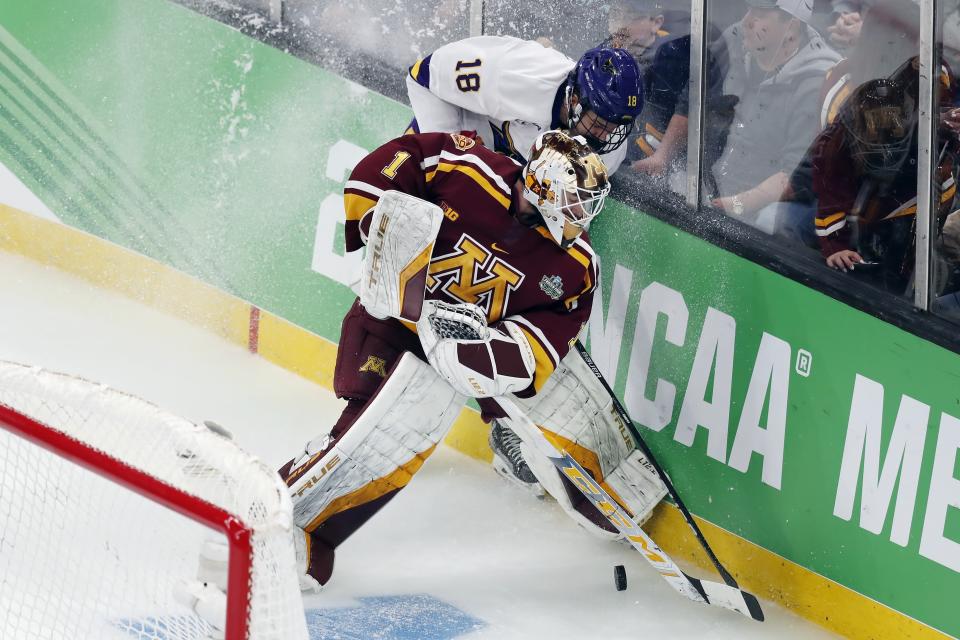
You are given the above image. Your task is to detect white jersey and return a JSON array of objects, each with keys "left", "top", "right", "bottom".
[{"left": 406, "top": 35, "right": 627, "bottom": 174}]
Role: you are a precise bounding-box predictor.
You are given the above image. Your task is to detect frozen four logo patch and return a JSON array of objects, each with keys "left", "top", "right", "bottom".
[{"left": 540, "top": 275, "right": 563, "bottom": 300}]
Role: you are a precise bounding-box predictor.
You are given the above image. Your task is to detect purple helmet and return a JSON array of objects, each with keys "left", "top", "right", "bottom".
[{"left": 566, "top": 47, "right": 644, "bottom": 154}]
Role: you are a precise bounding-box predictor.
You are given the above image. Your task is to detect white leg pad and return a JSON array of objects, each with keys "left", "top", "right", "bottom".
[
  {"left": 510, "top": 349, "right": 667, "bottom": 527},
  {"left": 287, "top": 353, "right": 466, "bottom": 530}
]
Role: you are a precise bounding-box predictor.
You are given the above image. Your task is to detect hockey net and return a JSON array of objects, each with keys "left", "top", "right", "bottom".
[{"left": 0, "top": 361, "right": 308, "bottom": 640}]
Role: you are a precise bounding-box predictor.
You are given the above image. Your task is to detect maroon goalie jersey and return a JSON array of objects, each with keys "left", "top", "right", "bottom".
[{"left": 343, "top": 131, "right": 599, "bottom": 395}]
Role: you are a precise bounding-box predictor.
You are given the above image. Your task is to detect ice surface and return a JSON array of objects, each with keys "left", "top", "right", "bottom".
[{"left": 0, "top": 250, "right": 840, "bottom": 640}]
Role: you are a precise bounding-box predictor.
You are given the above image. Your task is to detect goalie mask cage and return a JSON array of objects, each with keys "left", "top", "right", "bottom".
[{"left": 0, "top": 361, "right": 308, "bottom": 640}]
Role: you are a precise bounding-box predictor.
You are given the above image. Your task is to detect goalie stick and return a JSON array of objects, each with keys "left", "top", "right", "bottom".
[
  {"left": 497, "top": 395, "right": 764, "bottom": 621},
  {"left": 572, "top": 340, "right": 761, "bottom": 611}
]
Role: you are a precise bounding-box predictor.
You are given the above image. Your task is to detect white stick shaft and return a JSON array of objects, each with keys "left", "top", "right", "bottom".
[{"left": 497, "top": 397, "right": 764, "bottom": 621}]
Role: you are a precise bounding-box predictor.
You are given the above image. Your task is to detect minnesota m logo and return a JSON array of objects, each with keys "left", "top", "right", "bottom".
[
  {"left": 427, "top": 234, "right": 524, "bottom": 321},
  {"left": 358, "top": 355, "right": 388, "bottom": 377}
]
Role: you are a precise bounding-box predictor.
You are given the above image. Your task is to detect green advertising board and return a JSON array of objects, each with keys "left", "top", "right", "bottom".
[
  {"left": 0, "top": 0, "right": 408, "bottom": 340},
  {"left": 585, "top": 204, "right": 960, "bottom": 637},
  {"left": 0, "top": 1, "right": 958, "bottom": 637}
]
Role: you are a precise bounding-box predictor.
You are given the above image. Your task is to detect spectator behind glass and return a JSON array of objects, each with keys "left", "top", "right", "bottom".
[
  {"left": 811, "top": 56, "right": 959, "bottom": 298},
  {"left": 708, "top": 0, "right": 841, "bottom": 238},
  {"left": 785, "top": 0, "right": 925, "bottom": 245},
  {"left": 808, "top": 0, "right": 960, "bottom": 300},
  {"left": 607, "top": 0, "right": 723, "bottom": 186},
  {"left": 826, "top": 0, "right": 864, "bottom": 52}
]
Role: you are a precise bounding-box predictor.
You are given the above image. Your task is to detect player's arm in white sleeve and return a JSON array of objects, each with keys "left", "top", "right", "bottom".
[
  {"left": 600, "top": 140, "right": 628, "bottom": 176},
  {"left": 406, "top": 74, "right": 464, "bottom": 134}
]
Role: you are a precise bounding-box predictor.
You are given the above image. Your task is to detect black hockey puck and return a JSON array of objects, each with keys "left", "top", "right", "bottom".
[{"left": 614, "top": 565, "right": 627, "bottom": 591}]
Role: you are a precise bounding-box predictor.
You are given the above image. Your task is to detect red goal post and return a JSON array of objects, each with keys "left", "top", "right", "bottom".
[{"left": 0, "top": 361, "right": 308, "bottom": 640}]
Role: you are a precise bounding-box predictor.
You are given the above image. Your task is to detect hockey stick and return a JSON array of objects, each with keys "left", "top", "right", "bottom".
[
  {"left": 573, "top": 341, "right": 752, "bottom": 596},
  {"left": 497, "top": 396, "right": 763, "bottom": 621}
]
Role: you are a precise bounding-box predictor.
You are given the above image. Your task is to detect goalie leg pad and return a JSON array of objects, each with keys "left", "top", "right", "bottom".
[
  {"left": 510, "top": 349, "right": 667, "bottom": 529},
  {"left": 284, "top": 353, "right": 466, "bottom": 581}
]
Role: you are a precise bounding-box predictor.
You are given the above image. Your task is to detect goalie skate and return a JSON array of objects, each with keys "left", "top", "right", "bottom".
[{"left": 489, "top": 420, "right": 544, "bottom": 497}]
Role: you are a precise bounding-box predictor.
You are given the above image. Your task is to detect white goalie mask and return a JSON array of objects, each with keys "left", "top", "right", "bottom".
[{"left": 521, "top": 130, "right": 611, "bottom": 247}]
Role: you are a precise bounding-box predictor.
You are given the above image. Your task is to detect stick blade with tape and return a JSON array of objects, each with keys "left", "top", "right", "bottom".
[{"left": 696, "top": 578, "right": 765, "bottom": 621}]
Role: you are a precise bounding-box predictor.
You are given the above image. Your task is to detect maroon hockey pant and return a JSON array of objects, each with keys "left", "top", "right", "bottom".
[{"left": 278, "top": 299, "right": 427, "bottom": 585}]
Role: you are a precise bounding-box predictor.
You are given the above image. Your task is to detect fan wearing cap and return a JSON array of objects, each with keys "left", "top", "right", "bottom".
[
  {"left": 708, "top": 0, "right": 840, "bottom": 240},
  {"left": 608, "top": 0, "right": 674, "bottom": 64}
]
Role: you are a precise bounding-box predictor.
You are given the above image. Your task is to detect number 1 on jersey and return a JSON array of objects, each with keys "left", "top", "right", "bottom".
[
  {"left": 381, "top": 151, "right": 411, "bottom": 179},
  {"left": 455, "top": 58, "right": 481, "bottom": 92}
]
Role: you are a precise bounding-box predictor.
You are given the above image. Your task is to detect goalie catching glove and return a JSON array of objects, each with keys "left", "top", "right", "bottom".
[{"left": 416, "top": 300, "right": 537, "bottom": 398}]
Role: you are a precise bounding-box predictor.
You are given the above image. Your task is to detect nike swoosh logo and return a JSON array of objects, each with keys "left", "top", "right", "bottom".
[{"left": 491, "top": 243, "right": 509, "bottom": 254}]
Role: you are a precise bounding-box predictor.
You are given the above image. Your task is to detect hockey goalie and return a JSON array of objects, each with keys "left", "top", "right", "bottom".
[{"left": 193, "top": 130, "right": 666, "bottom": 606}]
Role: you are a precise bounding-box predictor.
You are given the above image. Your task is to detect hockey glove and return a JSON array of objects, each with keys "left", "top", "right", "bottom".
[{"left": 416, "top": 300, "right": 536, "bottom": 398}]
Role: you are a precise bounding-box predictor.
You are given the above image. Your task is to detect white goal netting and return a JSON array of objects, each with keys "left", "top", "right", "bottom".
[{"left": 0, "top": 361, "right": 308, "bottom": 640}]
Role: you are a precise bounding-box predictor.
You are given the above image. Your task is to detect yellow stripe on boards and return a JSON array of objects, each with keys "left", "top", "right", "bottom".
[
  {"left": 644, "top": 504, "right": 953, "bottom": 640},
  {"left": 0, "top": 204, "right": 250, "bottom": 346},
  {"left": 257, "top": 310, "right": 338, "bottom": 389}
]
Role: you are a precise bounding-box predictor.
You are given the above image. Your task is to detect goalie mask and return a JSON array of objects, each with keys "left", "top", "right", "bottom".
[{"left": 521, "top": 130, "right": 611, "bottom": 247}]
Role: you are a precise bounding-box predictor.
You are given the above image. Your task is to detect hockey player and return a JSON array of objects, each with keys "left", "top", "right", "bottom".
[
  {"left": 178, "top": 132, "right": 667, "bottom": 631},
  {"left": 274, "top": 129, "right": 609, "bottom": 587},
  {"left": 240, "top": 127, "right": 660, "bottom": 592},
  {"left": 406, "top": 37, "right": 644, "bottom": 175}
]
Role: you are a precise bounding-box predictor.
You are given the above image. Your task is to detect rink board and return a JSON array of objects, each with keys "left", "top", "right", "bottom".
[{"left": 0, "top": 1, "right": 958, "bottom": 639}]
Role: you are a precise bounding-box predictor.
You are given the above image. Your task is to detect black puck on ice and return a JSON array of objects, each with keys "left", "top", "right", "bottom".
[{"left": 614, "top": 565, "right": 627, "bottom": 591}]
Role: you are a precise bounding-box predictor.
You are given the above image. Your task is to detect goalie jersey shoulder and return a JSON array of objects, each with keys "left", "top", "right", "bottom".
[{"left": 342, "top": 131, "right": 521, "bottom": 252}]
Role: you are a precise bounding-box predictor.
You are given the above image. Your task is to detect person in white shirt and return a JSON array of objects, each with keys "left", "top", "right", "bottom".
[{"left": 406, "top": 36, "right": 644, "bottom": 175}]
